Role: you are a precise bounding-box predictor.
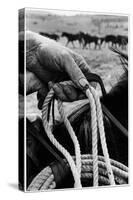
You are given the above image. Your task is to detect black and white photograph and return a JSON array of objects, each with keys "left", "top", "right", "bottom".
[{"left": 19, "top": 8, "right": 128, "bottom": 192}]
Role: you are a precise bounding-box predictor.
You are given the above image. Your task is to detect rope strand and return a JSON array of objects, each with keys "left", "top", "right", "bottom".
[
  {"left": 42, "top": 89, "right": 82, "bottom": 188},
  {"left": 85, "top": 87, "right": 99, "bottom": 186},
  {"left": 28, "top": 154, "right": 128, "bottom": 191},
  {"left": 41, "top": 81, "right": 116, "bottom": 188},
  {"left": 58, "top": 100, "right": 82, "bottom": 177},
  {"left": 89, "top": 87, "right": 115, "bottom": 185}
]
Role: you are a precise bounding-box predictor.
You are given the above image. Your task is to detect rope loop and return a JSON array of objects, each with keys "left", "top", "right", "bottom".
[
  {"left": 42, "top": 88, "right": 82, "bottom": 188},
  {"left": 41, "top": 80, "right": 116, "bottom": 188}
]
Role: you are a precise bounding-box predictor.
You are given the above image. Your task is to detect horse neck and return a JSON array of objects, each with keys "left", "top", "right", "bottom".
[{"left": 101, "top": 74, "right": 128, "bottom": 129}]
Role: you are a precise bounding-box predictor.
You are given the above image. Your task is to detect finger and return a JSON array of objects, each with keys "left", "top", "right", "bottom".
[
  {"left": 37, "top": 87, "right": 48, "bottom": 100},
  {"left": 62, "top": 52, "right": 90, "bottom": 90},
  {"left": 62, "top": 85, "right": 79, "bottom": 101},
  {"left": 74, "top": 55, "right": 98, "bottom": 89},
  {"left": 78, "top": 93, "right": 86, "bottom": 100},
  {"left": 74, "top": 53, "right": 92, "bottom": 77},
  {"left": 53, "top": 83, "right": 69, "bottom": 101},
  {"left": 62, "top": 84, "right": 86, "bottom": 101}
]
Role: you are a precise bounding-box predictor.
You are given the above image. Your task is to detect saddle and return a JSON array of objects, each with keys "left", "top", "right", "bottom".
[{"left": 24, "top": 72, "right": 128, "bottom": 188}]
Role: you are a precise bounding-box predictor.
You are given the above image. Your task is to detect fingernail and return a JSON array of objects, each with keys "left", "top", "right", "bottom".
[{"left": 78, "top": 78, "right": 89, "bottom": 89}]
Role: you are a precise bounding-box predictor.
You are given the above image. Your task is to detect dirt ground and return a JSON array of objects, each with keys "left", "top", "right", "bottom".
[{"left": 19, "top": 10, "right": 128, "bottom": 119}]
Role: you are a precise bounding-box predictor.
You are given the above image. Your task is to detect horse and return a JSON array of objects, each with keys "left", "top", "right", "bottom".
[
  {"left": 19, "top": 49, "right": 128, "bottom": 189},
  {"left": 77, "top": 32, "right": 85, "bottom": 48},
  {"left": 97, "top": 37, "right": 105, "bottom": 49},
  {"left": 39, "top": 32, "right": 60, "bottom": 41},
  {"left": 116, "top": 35, "right": 128, "bottom": 50},
  {"left": 98, "top": 35, "right": 128, "bottom": 50},
  {"left": 104, "top": 35, "right": 117, "bottom": 48},
  {"left": 89, "top": 35, "right": 100, "bottom": 49},
  {"left": 80, "top": 33, "right": 91, "bottom": 49},
  {"left": 77, "top": 32, "right": 89, "bottom": 49},
  {"left": 81, "top": 33, "right": 100, "bottom": 50},
  {"left": 61, "top": 32, "right": 82, "bottom": 48}
]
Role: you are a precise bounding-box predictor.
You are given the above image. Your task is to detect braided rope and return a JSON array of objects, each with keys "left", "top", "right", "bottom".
[
  {"left": 33, "top": 78, "right": 120, "bottom": 189},
  {"left": 41, "top": 82, "right": 116, "bottom": 187},
  {"left": 84, "top": 87, "right": 98, "bottom": 186},
  {"left": 27, "top": 166, "right": 52, "bottom": 191},
  {"left": 42, "top": 89, "right": 82, "bottom": 188},
  {"left": 89, "top": 87, "right": 115, "bottom": 185},
  {"left": 58, "top": 100, "right": 81, "bottom": 176},
  {"left": 28, "top": 154, "right": 128, "bottom": 191},
  {"left": 60, "top": 81, "right": 99, "bottom": 186},
  {"left": 40, "top": 174, "right": 54, "bottom": 190},
  {"left": 78, "top": 154, "right": 128, "bottom": 173}
]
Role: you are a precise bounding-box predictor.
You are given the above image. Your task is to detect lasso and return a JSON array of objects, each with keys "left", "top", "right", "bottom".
[{"left": 28, "top": 81, "right": 128, "bottom": 191}]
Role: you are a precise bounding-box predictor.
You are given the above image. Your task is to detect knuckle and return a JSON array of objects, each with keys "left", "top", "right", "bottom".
[{"left": 61, "top": 50, "right": 71, "bottom": 61}]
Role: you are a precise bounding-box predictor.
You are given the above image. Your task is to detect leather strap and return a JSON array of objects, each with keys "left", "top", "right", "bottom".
[
  {"left": 85, "top": 72, "right": 107, "bottom": 96},
  {"left": 27, "top": 119, "right": 71, "bottom": 187},
  {"left": 50, "top": 160, "right": 71, "bottom": 188},
  {"left": 83, "top": 73, "right": 128, "bottom": 138},
  {"left": 27, "top": 119, "right": 65, "bottom": 165},
  {"left": 102, "top": 104, "right": 128, "bottom": 137}
]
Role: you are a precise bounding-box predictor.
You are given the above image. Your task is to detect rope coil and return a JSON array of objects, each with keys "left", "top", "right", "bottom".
[
  {"left": 28, "top": 80, "right": 128, "bottom": 190},
  {"left": 41, "top": 81, "right": 116, "bottom": 188},
  {"left": 28, "top": 154, "right": 128, "bottom": 191},
  {"left": 42, "top": 89, "right": 82, "bottom": 188},
  {"left": 58, "top": 100, "right": 82, "bottom": 178}
]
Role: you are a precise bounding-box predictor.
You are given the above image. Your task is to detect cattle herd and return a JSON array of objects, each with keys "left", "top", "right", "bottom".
[{"left": 39, "top": 31, "right": 128, "bottom": 50}]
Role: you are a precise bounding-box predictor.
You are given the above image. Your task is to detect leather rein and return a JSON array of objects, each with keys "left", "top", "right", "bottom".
[{"left": 86, "top": 72, "right": 128, "bottom": 138}]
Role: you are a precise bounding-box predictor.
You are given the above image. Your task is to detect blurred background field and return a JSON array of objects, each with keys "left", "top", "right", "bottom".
[
  {"left": 25, "top": 9, "right": 128, "bottom": 36},
  {"left": 19, "top": 9, "right": 128, "bottom": 119}
]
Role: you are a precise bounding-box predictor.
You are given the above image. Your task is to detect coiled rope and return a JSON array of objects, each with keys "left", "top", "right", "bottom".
[
  {"left": 89, "top": 86, "right": 115, "bottom": 185},
  {"left": 58, "top": 100, "right": 82, "bottom": 178},
  {"left": 41, "top": 81, "right": 115, "bottom": 187},
  {"left": 41, "top": 89, "right": 82, "bottom": 188},
  {"left": 28, "top": 80, "right": 126, "bottom": 190},
  {"left": 28, "top": 154, "right": 128, "bottom": 191}
]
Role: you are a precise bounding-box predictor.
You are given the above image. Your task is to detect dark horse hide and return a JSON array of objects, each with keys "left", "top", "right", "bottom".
[
  {"left": 61, "top": 32, "right": 82, "bottom": 48},
  {"left": 19, "top": 50, "right": 128, "bottom": 189},
  {"left": 39, "top": 32, "right": 60, "bottom": 41},
  {"left": 80, "top": 32, "right": 100, "bottom": 49},
  {"left": 102, "top": 35, "right": 128, "bottom": 49}
]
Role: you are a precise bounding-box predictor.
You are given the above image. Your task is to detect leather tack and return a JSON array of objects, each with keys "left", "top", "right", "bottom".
[{"left": 50, "top": 160, "right": 70, "bottom": 188}]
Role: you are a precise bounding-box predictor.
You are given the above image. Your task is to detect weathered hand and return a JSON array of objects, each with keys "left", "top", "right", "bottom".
[
  {"left": 19, "top": 31, "right": 93, "bottom": 106},
  {"left": 37, "top": 81, "right": 86, "bottom": 109}
]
